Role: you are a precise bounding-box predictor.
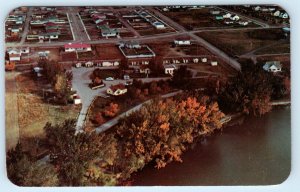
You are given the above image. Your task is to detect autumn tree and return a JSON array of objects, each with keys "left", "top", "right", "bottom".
[
  {"left": 104, "top": 103, "right": 120, "bottom": 117},
  {"left": 116, "top": 95, "right": 224, "bottom": 171},
  {"left": 94, "top": 112, "right": 105, "bottom": 125}
]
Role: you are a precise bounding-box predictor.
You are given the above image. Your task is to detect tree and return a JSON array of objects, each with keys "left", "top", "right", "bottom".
[
  {"left": 218, "top": 64, "right": 272, "bottom": 116},
  {"left": 104, "top": 103, "right": 120, "bottom": 117},
  {"left": 94, "top": 112, "right": 105, "bottom": 125},
  {"left": 44, "top": 120, "right": 118, "bottom": 186},
  {"left": 7, "top": 143, "right": 58, "bottom": 186},
  {"left": 171, "top": 65, "right": 193, "bottom": 89},
  {"left": 116, "top": 95, "right": 224, "bottom": 171}
]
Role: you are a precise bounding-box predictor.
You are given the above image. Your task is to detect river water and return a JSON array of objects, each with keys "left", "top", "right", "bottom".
[{"left": 132, "top": 107, "right": 291, "bottom": 186}]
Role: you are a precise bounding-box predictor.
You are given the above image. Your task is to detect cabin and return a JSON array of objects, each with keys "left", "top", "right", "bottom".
[{"left": 107, "top": 84, "right": 127, "bottom": 96}]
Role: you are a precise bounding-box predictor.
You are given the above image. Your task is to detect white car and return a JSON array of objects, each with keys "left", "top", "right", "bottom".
[{"left": 105, "top": 77, "right": 114, "bottom": 81}]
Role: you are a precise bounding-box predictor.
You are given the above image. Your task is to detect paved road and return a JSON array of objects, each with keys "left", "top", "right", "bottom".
[
  {"left": 6, "top": 25, "right": 283, "bottom": 49},
  {"left": 19, "top": 7, "right": 33, "bottom": 45},
  {"left": 147, "top": 7, "right": 241, "bottom": 71},
  {"left": 95, "top": 90, "right": 182, "bottom": 133},
  {"left": 72, "top": 67, "right": 171, "bottom": 133},
  {"left": 66, "top": 7, "right": 90, "bottom": 42},
  {"left": 108, "top": 7, "right": 141, "bottom": 38}
]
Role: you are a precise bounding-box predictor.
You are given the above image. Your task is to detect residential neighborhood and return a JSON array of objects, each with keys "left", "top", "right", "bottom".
[{"left": 5, "top": 5, "right": 291, "bottom": 187}]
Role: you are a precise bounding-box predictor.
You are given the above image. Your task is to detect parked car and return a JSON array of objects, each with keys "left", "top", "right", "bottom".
[{"left": 105, "top": 77, "right": 114, "bottom": 81}]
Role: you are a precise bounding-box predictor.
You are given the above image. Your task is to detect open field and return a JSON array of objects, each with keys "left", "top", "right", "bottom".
[
  {"left": 160, "top": 7, "right": 259, "bottom": 30},
  {"left": 5, "top": 72, "right": 20, "bottom": 151},
  {"left": 196, "top": 28, "right": 287, "bottom": 56},
  {"left": 254, "top": 42, "right": 290, "bottom": 55},
  {"left": 15, "top": 72, "right": 81, "bottom": 152}
]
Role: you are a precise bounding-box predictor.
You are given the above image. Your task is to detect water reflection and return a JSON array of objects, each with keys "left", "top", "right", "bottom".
[{"left": 132, "top": 107, "right": 291, "bottom": 186}]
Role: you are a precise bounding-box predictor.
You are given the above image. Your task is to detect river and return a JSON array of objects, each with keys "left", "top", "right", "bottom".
[{"left": 132, "top": 107, "right": 291, "bottom": 186}]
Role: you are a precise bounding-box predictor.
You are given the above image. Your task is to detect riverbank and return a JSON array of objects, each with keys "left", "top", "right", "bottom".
[{"left": 131, "top": 106, "right": 291, "bottom": 185}]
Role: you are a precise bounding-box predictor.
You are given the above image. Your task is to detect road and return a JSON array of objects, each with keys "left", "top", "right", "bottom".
[
  {"left": 6, "top": 25, "right": 283, "bottom": 48},
  {"left": 95, "top": 90, "right": 182, "bottom": 133},
  {"left": 108, "top": 6, "right": 141, "bottom": 37},
  {"left": 66, "top": 7, "right": 90, "bottom": 42},
  {"left": 147, "top": 7, "right": 241, "bottom": 71},
  {"left": 19, "top": 7, "right": 33, "bottom": 45},
  {"left": 216, "top": 6, "right": 271, "bottom": 28},
  {"left": 72, "top": 67, "right": 171, "bottom": 133}
]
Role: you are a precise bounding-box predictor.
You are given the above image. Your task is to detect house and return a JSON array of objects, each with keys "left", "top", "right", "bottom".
[
  {"left": 107, "top": 84, "right": 127, "bottom": 96},
  {"left": 74, "top": 96, "right": 82, "bottom": 105},
  {"left": 139, "top": 65, "right": 151, "bottom": 74},
  {"left": 85, "top": 61, "right": 94, "bottom": 67},
  {"left": 75, "top": 62, "right": 82, "bottom": 68},
  {"left": 152, "top": 21, "right": 165, "bottom": 29},
  {"left": 20, "top": 47, "right": 30, "bottom": 54},
  {"left": 9, "top": 54, "right": 21, "bottom": 61},
  {"left": 39, "top": 32, "right": 60, "bottom": 40},
  {"left": 164, "top": 64, "right": 176, "bottom": 76},
  {"left": 211, "top": 61, "right": 218, "bottom": 66},
  {"left": 238, "top": 21, "right": 249, "bottom": 26},
  {"left": 64, "top": 43, "right": 92, "bottom": 52},
  {"left": 273, "top": 10, "right": 281, "bottom": 17},
  {"left": 254, "top": 6, "right": 261, "bottom": 11},
  {"left": 210, "top": 10, "right": 220, "bottom": 15},
  {"left": 223, "top": 13, "right": 232, "bottom": 18},
  {"left": 279, "top": 12, "right": 289, "bottom": 19},
  {"left": 263, "top": 61, "right": 282, "bottom": 72},
  {"left": 99, "top": 25, "right": 119, "bottom": 37},
  {"left": 230, "top": 15, "right": 240, "bottom": 21},
  {"left": 201, "top": 58, "right": 207, "bottom": 62},
  {"left": 174, "top": 38, "right": 191, "bottom": 45},
  {"left": 7, "top": 48, "right": 21, "bottom": 61},
  {"left": 33, "top": 67, "right": 43, "bottom": 77}
]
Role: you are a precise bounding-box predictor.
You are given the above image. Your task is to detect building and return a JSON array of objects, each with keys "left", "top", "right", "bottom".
[
  {"left": 174, "top": 38, "right": 191, "bottom": 45},
  {"left": 107, "top": 84, "right": 127, "bottom": 96},
  {"left": 210, "top": 10, "right": 220, "bottom": 15},
  {"left": 64, "top": 43, "right": 92, "bottom": 52},
  {"left": 211, "top": 61, "right": 218, "bottom": 66},
  {"left": 263, "top": 61, "right": 282, "bottom": 72},
  {"left": 119, "top": 42, "right": 156, "bottom": 59},
  {"left": 164, "top": 64, "right": 176, "bottom": 76},
  {"left": 230, "top": 15, "right": 240, "bottom": 21},
  {"left": 152, "top": 21, "right": 165, "bottom": 29},
  {"left": 99, "top": 25, "right": 119, "bottom": 37},
  {"left": 223, "top": 13, "right": 232, "bottom": 18}
]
